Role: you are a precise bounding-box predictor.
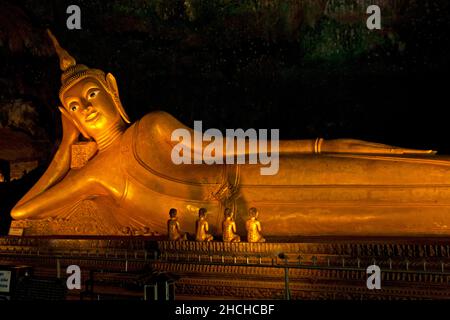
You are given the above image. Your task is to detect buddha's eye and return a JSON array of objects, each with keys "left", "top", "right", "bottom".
[
  {"left": 70, "top": 104, "right": 79, "bottom": 112},
  {"left": 88, "top": 89, "right": 99, "bottom": 100}
]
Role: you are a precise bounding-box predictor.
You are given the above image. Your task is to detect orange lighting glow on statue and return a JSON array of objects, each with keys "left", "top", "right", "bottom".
[{"left": 10, "top": 31, "right": 450, "bottom": 237}]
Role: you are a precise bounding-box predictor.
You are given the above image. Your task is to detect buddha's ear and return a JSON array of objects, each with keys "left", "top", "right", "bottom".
[
  {"left": 58, "top": 106, "right": 90, "bottom": 140},
  {"left": 106, "top": 73, "right": 131, "bottom": 124}
]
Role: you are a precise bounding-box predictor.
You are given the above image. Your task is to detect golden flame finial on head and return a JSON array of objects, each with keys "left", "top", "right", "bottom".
[
  {"left": 46, "top": 29, "right": 105, "bottom": 97},
  {"left": 47, "top": 29, "right": 76, "bottom": 72}
]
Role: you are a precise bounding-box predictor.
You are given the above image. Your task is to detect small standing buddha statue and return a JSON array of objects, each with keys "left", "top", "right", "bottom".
[
  {"left": 246, "top": 207, "right": 266, "bottom": 243},
  {"left": 222, "top": 208, "right": 240, "bottom": 243},
  {"left": 167, "top": 208, "right": 187, "bottom": 241},
  {"left": 195, "top": 208, "right": 214, "bottom": 242}
]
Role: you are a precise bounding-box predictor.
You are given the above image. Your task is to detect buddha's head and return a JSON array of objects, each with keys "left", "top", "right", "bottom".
[
  {"left": 249, "top": 207, "right": 258, "bottom": 219},
  {"left": 224, "top": 208, "right": 232, "bottom": 218},
  {"left": 169, "top": 208, "right": 178, "bottom": 218},
  {"left": 48, "top": 30, "right": 130, "bottom": 140},
  {"left": 199, "top": 208, "right": 207, "bottom": 218}
]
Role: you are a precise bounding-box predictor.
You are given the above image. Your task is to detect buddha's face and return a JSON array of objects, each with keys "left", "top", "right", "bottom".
[{"left": 62, "top": 77, "right": 121, "bottom": 138}]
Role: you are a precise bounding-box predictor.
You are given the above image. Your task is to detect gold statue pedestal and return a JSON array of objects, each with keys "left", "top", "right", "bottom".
[{"left": 9, "top": 198, "right": 157, "bottom": 236}]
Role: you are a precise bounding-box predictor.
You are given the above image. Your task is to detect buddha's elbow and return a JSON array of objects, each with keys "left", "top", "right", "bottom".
[{"left": 10, "top": 204, "right": 31, "bottom": 220}]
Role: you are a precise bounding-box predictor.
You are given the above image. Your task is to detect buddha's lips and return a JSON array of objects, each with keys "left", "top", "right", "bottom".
[{"left": 85, "top": 111, "right": 99, "bottom": 122}]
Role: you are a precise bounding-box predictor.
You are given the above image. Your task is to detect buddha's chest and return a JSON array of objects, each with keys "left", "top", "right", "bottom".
[{"left": 80, "top": 145, "right": 128, "bottom": 202}]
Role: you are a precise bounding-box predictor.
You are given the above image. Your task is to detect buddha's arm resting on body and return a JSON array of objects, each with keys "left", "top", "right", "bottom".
[
  {"left": 159, "top": 111, "right": 436, "bottom": 156},
  {"left": 279, "top": 139, "right": 436, "bottom": 155}
]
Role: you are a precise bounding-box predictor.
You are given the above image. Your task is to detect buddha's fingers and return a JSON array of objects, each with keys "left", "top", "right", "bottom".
[{"left": 400, "top": 149, "right": 437, "bottom": 155}]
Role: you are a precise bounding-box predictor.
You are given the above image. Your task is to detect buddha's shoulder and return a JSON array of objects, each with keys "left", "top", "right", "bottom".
[
  {"left": 138, "top": 111, "right": 182, "bottom": 130},
  {"left": 127, "top": 111, "right": 186, "bottom": 140},
  {"left": 123, "top": 110, "right": 188, "bottom": 156}
]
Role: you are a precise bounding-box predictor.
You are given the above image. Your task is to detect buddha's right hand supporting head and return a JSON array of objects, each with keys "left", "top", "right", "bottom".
[{"left": 59, "top": 106, "right": 82, "bottom": 144}]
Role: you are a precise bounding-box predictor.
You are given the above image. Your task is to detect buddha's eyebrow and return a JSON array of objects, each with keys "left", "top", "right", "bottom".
[
  {"left": 82, "top": 82, "right": 99, "bottom": 96},
  {"left": 64, "top": 97, "right": 79, "bottom": 105}
]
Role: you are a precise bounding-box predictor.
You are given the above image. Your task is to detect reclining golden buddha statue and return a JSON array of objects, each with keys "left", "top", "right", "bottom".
[{"left": 9, "top": 31, "right": 450, "bottom": 237}]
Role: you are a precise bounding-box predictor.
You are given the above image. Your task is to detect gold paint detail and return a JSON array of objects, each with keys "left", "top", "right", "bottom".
[{"left": 71, "top": 142, "right": 97, "bottom": 169}]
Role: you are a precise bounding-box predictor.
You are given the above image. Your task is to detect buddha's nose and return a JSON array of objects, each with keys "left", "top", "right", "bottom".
[{"left": 81, "top": 102, "right": 93, "bottom": 114}]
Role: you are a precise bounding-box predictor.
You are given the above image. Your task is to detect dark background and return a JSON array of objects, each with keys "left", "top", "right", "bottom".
[{"left": 0, "top": 0, "right": 449, "bottom": 234}]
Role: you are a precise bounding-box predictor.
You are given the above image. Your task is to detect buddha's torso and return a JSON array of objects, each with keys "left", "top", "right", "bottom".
[
  {"left": 222, "top": 218, "right": 236, "bottom": 241},
  {"left": 246, "top": 219, "right": 262, "bottom": 242},
  {"left": 195, "top": 218, "right": 209, "bottom": 241},
  {"left": 167, "top": 218, "right": 181, "bottom": 240}
]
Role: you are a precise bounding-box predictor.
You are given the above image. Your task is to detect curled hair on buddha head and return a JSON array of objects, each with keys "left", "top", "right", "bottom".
[
  {"left": 199, "top": 208, "right": 207, "bottom": 218},
  {"left": 224, "top": 208, "right": 232, "bottom": 218},
  {"left": 249, "top": 207, "right": 258, "bottom": 218},
  {"left": 169, "top": 208, "right": 177, "bottom": 218},
  {"left": 47, "top": 29, "right": 131, "bottom": 135}
]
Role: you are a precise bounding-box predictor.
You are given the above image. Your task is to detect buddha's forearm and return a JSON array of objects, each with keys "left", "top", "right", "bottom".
[
  {"left": 16, "top": 111, "right": 81, "bottom": 208},
  {"left": 274, "top": 139, "right": 435, "bottom": 155},
  {"left": 11, "top": 169, "right": 100, "bottom": 220},
  {"left": 15, "top": 139, "right": 72, "bottom": 207},
  {"left": 11, "top": 198, "right": 45, "bottom": 220},
  {"left": 11, "top": 189, "right": 66, "bottom": 220},
  {"left": 320, "top": 139, "right": 436, "bottom": 154}
]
